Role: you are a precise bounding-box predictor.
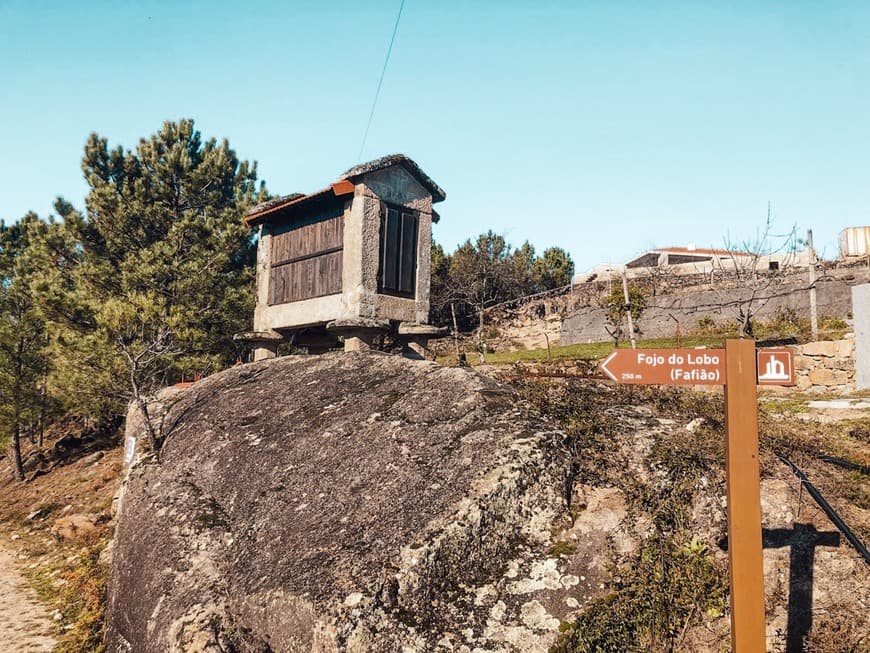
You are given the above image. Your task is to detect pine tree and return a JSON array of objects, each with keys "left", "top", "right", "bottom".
[
  {"left": 532, "top": 246, "right": 574, "bottom": 291},
  {"left": 430, "top": 234, "right": 575, "bottom": 331},
  {"left": 0, "top": 214, "right": 49, "bottom": 480},
  {"left": 35, "top": 119, "right": 265, "bottom": 451}
]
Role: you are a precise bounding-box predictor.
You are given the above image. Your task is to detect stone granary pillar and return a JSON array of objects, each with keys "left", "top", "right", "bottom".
[
  {"left": 326, "top": 318, "right": 390, "bottom": 353},
  {"left": 232, "top": 331, "right": 284, "bottom": 362},
  {"left": 397, "top": 323, "right": 447, "bottom": 360}
]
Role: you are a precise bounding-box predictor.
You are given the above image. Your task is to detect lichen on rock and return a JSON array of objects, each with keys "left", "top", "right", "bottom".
[{"left": 106, "top": 353, "right": 577, "bottom": 652}]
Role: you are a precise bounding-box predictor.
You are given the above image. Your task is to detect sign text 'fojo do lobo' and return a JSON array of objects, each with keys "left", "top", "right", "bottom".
[{"left": 598, "top": 341, "right": 794, "bottom": 653}]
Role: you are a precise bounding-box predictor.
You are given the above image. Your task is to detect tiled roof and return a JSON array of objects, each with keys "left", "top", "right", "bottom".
[
  {"left": 245, "top": 182, "right": 354, "bottom": 226},
  {"left": 245, "top": 154, "right": 444, "bottom": 227},
  {"left": 654, "top": 246, "right": 751, "bottom": 257}
]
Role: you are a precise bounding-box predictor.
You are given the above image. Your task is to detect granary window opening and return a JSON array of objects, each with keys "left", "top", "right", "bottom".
[{"left": 378, "top": 204, "right": 418, "bottom": 298}]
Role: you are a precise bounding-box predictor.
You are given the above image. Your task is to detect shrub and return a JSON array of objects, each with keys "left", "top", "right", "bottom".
[{"left": 551, "top": 534, "right": 727, "bottom": 653}]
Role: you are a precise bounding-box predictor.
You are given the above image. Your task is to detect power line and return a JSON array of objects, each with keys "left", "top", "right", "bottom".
[{"left": 357, "top": 0, "right": 405, "bottom": 162}]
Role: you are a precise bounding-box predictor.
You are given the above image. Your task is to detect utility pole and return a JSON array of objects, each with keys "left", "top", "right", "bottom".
[
  {"left": 621, "top": 268, "right": 637, "bottom": 350},
  {"left": 808, "top": 230, "right": 818, "bottom": 341}
]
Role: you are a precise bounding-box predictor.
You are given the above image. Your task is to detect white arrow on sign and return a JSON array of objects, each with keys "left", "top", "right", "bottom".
[{"left": 599, "top": 351, "right": 619, "bottom": 381}]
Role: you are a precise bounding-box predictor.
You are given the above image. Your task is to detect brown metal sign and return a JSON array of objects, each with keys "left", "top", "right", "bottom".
[
  {"left": 599, "top": 347, "right": 796, "bottom": 386},
  {"left": 599, "top": 348, "right": 726, "bottom": 385},
  {"left": 757, "top": 348, "right": 796, "bottom": 386}
]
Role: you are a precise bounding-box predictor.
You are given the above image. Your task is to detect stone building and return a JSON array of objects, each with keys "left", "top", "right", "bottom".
[
  {"left": 579, "top": 245, "right": 811, "bottom": 284},
  {"left": 237, "top": 154, "right": 445, "bottom": 360},
  {"left": 574, "top": 245, "right": 809, "bottom": 283}
]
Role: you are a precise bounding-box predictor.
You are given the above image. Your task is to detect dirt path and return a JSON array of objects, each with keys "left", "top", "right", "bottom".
[{"left": 0, "top": 541, "right": 56, "bottom": 653}]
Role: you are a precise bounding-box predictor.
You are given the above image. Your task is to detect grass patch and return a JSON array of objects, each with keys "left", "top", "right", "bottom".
[
  {"left": 760, "top": 397, "right": 809, "bottom": 414},
  {"left": 55, "top": 543, "right": 108, "bottom": 653},
  {"left": 761, "top": 415, "right": 870, "bottom": 469}
]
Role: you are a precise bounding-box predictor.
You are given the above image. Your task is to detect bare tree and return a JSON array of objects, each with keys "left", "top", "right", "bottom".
[
  {"left": 723, "top": 204, "right": 801, "bottom": 337},
  {"left": 118, "top": 325, "right": 180, "bottom": 454},
  {"left": 433, "top": 233, "right": 516, "bottom": 363}
]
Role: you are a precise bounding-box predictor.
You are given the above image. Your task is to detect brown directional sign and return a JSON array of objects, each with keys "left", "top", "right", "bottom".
[
  {"left": 757, "top": 348, "right": 795, "bottom": 386},
  {"left": 597, "top": 341, "right": 795, "bottom": 653},
  {"left": 599, "top": 347, "right": 796, "bottom": 386},
  {"left": 599, "top": 348, "right": 726, "bottom": 385}
]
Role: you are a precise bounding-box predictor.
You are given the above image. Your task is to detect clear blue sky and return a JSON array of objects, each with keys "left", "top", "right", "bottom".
[{"left": 1, "top": 1, "right": 868, "bottom": 271}]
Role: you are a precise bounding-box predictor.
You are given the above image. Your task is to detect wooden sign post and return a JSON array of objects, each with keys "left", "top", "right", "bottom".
[
  {"left": 600, "top": 339, "right": 795, "bottom": 653},
  {"left": 724, "top": 339, "right": 766, "bottom": 652}
]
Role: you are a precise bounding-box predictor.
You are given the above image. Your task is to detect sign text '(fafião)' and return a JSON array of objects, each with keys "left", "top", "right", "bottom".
[{"left": 636, "top": 352, "right": 722, "bottom": 383}]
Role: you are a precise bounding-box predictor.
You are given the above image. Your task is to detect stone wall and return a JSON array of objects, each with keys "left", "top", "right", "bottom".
[
  {"left": 794, "top": 338, "right": 856, "bottom": 392},
  {"left": 563, "top": 271, "right": 868, "bottom": 345},
  {"left": 480, "top": 265, "right": 869, "bottom": 355},
  {"left": 484, "top": 290, "right": 576, "bottom": 351}
]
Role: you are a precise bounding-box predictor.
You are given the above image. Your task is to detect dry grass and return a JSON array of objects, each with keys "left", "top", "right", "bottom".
[{"left": 516, "top": 381, "right": 869, "bottom": 653}]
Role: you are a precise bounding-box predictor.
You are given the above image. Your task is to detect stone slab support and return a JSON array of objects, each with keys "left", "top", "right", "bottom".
[
  {"left": 397, "top": 323, "right": 446, "bottom": 361},
  {"left": 234, "top": 330, "right": 283, "bottom": 362},
  {"left": 326, "top": 318, "right": 390, "bottom": 354}
]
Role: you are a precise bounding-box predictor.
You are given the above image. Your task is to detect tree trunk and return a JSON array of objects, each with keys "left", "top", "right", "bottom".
[
  {"left": 738, "top": 305, "right": 753, "bottom": 339},
  {"left": 10, "top": 336, "right": 25, "bottom": 480},
  {"left": 37, "top": 362, "right": 48, "bottom": 448},
  {"left": 477, "top": 306, "right": 486, "bottom": 364},
  {"left": 130, "top": 363, "right": 161, "bottom": 454},
  {"left": 9, "top": 424, "right": 25, "bottom": 481},
  {"left": 605, "top": 325, "right": 620, "bottom": 349},
  {"left": 807, "top": 229, "right": 818, "bottom": 341},
  {"left": 450, "top": 302, "right": 460, "bottom": 359},
  {"left": 134, "top": 393, "right": 161, "bottom": 455},
  {"left": 621, "top": 269, "right": 637, "bottom": 350}
]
